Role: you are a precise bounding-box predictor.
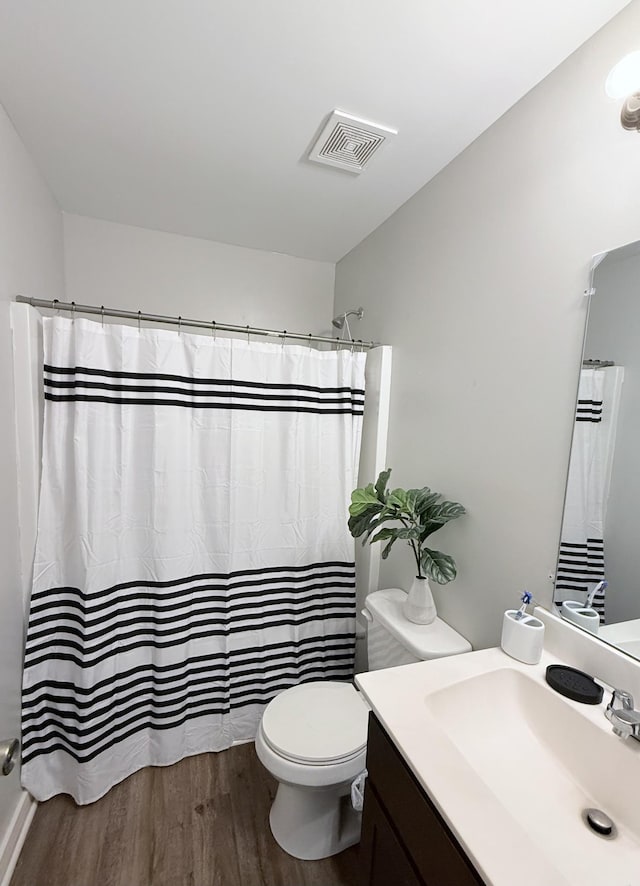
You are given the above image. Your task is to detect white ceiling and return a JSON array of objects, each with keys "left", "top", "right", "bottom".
[{"left": 0, "top": 1, "right": 630, "bottom": 262}]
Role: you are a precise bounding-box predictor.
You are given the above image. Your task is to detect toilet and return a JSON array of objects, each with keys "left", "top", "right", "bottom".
[{"left": 254, "top": 587, "right": 472, "bottom": 860}]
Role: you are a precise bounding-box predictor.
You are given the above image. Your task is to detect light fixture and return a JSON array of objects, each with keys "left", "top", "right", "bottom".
[{"left": 606, "top": 51, "right": 640, "bottom": 131}]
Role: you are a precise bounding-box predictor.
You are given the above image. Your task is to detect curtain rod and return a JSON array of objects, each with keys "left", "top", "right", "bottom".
[{"left": 14, "top": 296, "right": 380, "bottom": 350}]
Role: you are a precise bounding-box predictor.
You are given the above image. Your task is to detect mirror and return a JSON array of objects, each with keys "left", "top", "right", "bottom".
[{"left": 553, "top": 239, "right": 640, "bottom": 660}]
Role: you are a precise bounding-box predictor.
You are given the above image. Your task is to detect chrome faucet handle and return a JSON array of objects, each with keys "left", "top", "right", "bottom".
[
  {"left": 609, "top": 689, "right": 634, "bottom": 711},
  {"left": 605, "top": 688, "right": 640, "bottom": 741}
]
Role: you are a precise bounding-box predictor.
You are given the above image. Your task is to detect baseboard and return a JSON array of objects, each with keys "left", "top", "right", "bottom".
[{"left": 0, "top": 792, "right": 37, "bottom": 886}]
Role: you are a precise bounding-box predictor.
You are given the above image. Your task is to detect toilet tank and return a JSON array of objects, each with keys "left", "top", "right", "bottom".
[{"left": 362, "top": 588, "right": 472, "bottom": 671}]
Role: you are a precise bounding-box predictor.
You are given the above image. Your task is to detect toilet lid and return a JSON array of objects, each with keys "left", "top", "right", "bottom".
[{"left": 261, "top": 682, "right": 369, "bottom": 765}]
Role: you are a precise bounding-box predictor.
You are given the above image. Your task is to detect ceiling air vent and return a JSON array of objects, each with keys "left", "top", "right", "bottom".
[{"left": 308, "top": 110, "right": 397, "bottom": 174}]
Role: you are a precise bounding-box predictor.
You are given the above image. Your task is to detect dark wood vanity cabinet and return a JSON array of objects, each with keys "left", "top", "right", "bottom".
[{"left": 359, "top": 715, "right": 485, "bottom": 886}]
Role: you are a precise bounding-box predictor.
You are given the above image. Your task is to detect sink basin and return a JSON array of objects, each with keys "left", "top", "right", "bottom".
[
  {"left": 425, "top": 667, "right": 640, "bottom": 885},
  {"left": 356, "top": 648, "right": 640, "bottom": 886}
]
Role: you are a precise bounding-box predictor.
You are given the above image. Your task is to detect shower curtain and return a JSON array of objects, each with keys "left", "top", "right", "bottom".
[
  {"left": 555, "top": 367, "right": 622, "bottom": 622},
  {"left": 21, "top": 317, "right": 365, "bottom": 804}
]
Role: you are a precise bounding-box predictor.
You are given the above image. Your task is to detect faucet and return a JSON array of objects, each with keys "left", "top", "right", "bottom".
[{"left": 605, "top": 689, "right": 640, "bottom": 741}]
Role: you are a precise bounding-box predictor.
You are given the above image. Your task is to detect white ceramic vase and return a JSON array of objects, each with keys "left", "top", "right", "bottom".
[{"left": 403, "top": 576, "right": 437, "bottom": 625}]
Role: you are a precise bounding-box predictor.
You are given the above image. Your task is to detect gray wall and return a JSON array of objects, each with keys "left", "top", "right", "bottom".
[
  {"left": 63, "top": 214, "right": 335, "bottom": 334},
  {"left": 0, "top": 102, "right": 64, "bottom": 845},
  {"left": 334, "top": 2, "right": 640, "bottom": 650},
  {"left": 587, "top": 247, "right": 640, "bottom": 624}
]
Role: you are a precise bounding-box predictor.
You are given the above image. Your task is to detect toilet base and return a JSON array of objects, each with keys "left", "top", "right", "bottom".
[{"left": 269, "top": 779, "right": 361, "bottom": 860}]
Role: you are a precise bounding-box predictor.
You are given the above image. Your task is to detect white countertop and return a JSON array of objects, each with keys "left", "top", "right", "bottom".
[{"left": 356, "top": 646, "right": 640, "bottom": 886}]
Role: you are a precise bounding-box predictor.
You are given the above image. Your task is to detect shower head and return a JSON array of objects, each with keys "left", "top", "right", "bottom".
[{"left": 331, "top": 307, "right": 364, "bottom": 330}]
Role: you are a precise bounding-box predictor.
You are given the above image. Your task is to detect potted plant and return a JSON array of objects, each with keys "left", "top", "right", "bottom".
[{"left": 348, "top": 469, "right": 466, "bottom": 624}]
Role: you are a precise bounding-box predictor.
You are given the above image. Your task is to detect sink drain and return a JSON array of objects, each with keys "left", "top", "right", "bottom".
[{"left": 583, "top": 808, "right": 616, "bottom": 838}]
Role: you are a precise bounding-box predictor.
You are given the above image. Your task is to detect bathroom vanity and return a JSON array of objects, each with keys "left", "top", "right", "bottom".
[
  {"left": 355, "top": 637, "right": 640, "bottom": 886},
  {"left": 360, "top": 714, "right": 482, "bottom": 885}
]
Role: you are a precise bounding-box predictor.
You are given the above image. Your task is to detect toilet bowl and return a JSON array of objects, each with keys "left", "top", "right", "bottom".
[
  {"left": 255, "top": 588, "right": 472, "bottom": 860},
  {"left": 254, "top": 681, "right": 369, "bottom": 860}
]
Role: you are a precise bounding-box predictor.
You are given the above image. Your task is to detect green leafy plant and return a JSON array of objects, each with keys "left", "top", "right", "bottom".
[{"left": 348, "top": 469, "right": 466, "bottom": 584}]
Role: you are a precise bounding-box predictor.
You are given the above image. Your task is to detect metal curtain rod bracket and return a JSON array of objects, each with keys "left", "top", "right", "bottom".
[
  {"left": 14, "top": 296, "right": 381, "bottom": 350},
  {"left": 582, "top": 359, "right": 615, "bottom": 368}
]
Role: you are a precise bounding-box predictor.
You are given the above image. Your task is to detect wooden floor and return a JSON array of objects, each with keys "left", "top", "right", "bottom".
[{"left": 10, "top": 743, "right": 359, "bottom": 886}]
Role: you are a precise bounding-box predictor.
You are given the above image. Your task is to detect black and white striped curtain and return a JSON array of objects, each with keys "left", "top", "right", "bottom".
[
  {"left": 555, "top": 369, "right": 607, "bottom": 620},
  {"left": 22, "top": 317, "right": 365, "bottom": 804}
]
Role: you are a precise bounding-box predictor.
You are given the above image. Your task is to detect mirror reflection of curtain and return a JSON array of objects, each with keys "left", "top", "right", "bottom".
[{"left": 555, "top": 367, "right": 624, "bottom": 622}]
